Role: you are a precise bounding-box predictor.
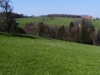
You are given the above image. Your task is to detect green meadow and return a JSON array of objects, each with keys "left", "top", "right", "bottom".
[
  {"left": 16, "top": 17, "right": 75, "bottom": 27},
  {"left": 92, "top": 19, "right": 100, "bottom": 29},
  {"left": 0, "top": 33, "right": 100, "bottom": 75},
  {"left": 16, "top": 17, "right": 100, "bottom": 29}
]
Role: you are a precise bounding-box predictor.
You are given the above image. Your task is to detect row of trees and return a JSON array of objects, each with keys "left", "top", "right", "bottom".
[
  {"left": 40, "top": 14, "right": 81, "bottom": 18},
  {"left": 13, "top": 13, "right": 26, "bottom": 18},
  {"left": 0, "top": 0, "right": 25, "bottom": 34},
  {"left": 24, "top": 19, "right": 100, "bottom": 46}
]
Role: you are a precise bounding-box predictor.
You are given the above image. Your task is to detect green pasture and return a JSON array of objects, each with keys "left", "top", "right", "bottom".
[
  {"left": 92, "top": 19, "right": 100, "bottom": 29},
  {"left": 0, "top": 33, "right": 100, "bottom": 75},
  {"left": 16, "top": 17, "right": 100, "bottom": 29},
  {"left": 16, "top": 17, "right": 75, "bottom": 27}
]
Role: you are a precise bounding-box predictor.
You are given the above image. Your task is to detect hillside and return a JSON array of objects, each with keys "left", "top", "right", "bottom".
[
  {"left": 16, "top": 17, "right": 75, "bottom": 27},
  {"left": 16, "top": 17, "right": 100, "bottom": 29},
  {"left": 0, "top": 34, "right": 100, "bottom": 75}
]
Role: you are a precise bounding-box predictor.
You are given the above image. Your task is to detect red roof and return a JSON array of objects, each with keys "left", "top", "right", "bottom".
[{"left": 82, "top": 15, "right": 94, "bottom": 19}]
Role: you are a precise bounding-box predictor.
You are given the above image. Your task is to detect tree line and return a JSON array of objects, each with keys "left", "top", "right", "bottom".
[
  {"left": 40, "top": 14, "right": 81, "bottom": 18},
  {"left": 24, "top": 19, "right": 100, "bottom": 46}
]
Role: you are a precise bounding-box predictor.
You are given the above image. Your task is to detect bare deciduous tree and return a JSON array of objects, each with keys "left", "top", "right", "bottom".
[{"left": 0, "top": 0, "right": 15, "bottom": 32}]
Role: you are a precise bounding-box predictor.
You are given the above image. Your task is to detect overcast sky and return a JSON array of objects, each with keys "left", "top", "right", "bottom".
[{"left": 11, "top": 0, "right": 100, "bottom": 17}]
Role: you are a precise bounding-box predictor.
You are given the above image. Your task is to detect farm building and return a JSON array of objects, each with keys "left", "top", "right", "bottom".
[{"left": 82, "top": 15, "right": 94, "bottom": 19}]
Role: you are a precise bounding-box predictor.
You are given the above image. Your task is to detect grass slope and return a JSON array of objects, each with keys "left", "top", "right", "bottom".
[
  {"left": 0, "top": 34, "right": 100, "bottom": 75},
  {"left": 16, "top": 17, "right": 100, "bottom": 29},
  {"left": 16, "top": 17, "right": 75, "bottom": 27},
  {"left": 92, "top": 20, "right": 100, "bottom": 29}
]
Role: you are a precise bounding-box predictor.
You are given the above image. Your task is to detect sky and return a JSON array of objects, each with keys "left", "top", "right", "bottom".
[{"left": 11, "top": 0, "right": 100, "bottom": 18}]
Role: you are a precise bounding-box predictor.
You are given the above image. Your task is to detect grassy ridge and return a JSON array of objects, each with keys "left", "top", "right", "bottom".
[
  {"left": 16, "top": 17, "right": 100, "bottom": 29},
  {"left": 0, "top": 34, "right": 100, "bottom": 75}
]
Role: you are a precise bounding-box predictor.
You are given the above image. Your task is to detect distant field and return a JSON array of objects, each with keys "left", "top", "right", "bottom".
[
  {"left": 16, "top": 17, "right": 75, "bottom": 27},
  {"left": 1, "top": 33, "right": 100, "bottom": 75},
  {"left": 16, "top": 17, "right": 100, "bottom": 29},
  {"left": 92, "top": 20, "right": 100, "bottom": 29}
]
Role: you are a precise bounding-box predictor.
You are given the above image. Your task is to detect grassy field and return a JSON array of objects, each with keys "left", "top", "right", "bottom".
[
  {"left": 0, "top": 33, "right": 100, "bottom": 75},
  {"left": 16, "top": 17, "right": 100, "bottom": 29},
  {"left": 16, "top": 17, "right": 75, "bottom": 27},
  {"left": 92, "top": 20, "right": 100, "bottom": 29}
]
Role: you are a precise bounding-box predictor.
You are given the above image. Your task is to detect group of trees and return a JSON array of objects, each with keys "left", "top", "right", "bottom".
[
  {"left": 40, "top": 14, "right": 81, "bottom": 18},
  {"left": 13, "top": 13, "right": 26, "bottom": 18},
  {"left": 0, "top": 0, "right": 25, "bottom": 34},
  {"left": 41, "top": 14, "right": 82, "bottom": 22},
  {"left": 24, "top": 18, "right": 100, "bottom": 46}
]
